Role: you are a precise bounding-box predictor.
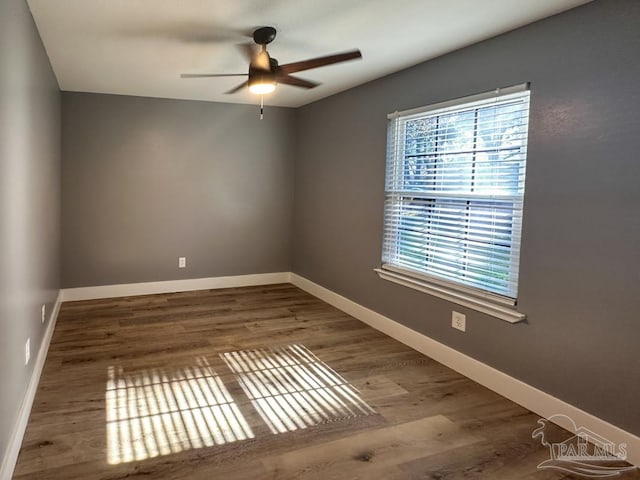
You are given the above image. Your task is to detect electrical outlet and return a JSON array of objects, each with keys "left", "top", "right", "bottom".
[
  {"left": 25, "top": 338, "right": 31, "bottom": 365},
  {"left": 41, "top": 304, "right": 46, "bottom": 323},
  {"left": 452, "top": 311, "right": 466, "bottom": 332},
  {"left": 178, "top": 257, "right": 186, "bottom": 268}
]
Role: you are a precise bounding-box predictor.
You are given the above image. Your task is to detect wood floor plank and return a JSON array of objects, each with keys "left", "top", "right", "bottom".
[{"left": 261, "top": 415, "right": 483, "bottom": 479}]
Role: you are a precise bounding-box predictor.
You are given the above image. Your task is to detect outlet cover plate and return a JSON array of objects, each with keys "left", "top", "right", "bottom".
[{"left": 452, "top": 311, "right": 466, "bottom": 332}]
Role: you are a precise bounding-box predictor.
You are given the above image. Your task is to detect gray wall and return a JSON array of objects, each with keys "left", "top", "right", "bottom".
[
  {"left": 293, "top": 0, "right": 640, "bottom": 434},
  {"left": 62, "top": 93, "right": 295, "bottom": 288},
  {"left": 0, "top": 0, "right": 61, "bottom": 467}
]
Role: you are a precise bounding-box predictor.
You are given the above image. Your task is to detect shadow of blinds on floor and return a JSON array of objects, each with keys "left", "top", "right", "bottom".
[
  {"left": 105, "top": 357, "right": 254, "bottom": 465},
  {"left": 221, "top": 344, "right": 375, "bottom": 434}
]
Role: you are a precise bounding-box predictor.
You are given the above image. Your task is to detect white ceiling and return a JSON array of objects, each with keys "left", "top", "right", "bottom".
[{"left": 27, "top": 0, "right": 591, "bottom": 108}]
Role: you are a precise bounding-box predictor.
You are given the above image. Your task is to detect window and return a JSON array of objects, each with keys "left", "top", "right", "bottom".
[{"left": 377, "top": 84, "right": 530, "bottom": 322}]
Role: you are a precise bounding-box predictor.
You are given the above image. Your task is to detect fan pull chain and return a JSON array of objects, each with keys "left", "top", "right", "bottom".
[{"left": 260, "top": 94, "right": 264, "bottom": 120}]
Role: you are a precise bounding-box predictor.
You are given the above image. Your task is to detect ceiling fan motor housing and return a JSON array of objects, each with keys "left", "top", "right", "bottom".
[
  {"left": 249, "top": 57, "right": 278, "bottom": 81},
  {"left": 248, "top": 65, "right": 276, "bottom": 94}
]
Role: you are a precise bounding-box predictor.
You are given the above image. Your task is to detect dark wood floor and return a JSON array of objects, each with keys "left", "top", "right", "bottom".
[{"left": 12, "top": 284, "right": 638, "bottom": 479}]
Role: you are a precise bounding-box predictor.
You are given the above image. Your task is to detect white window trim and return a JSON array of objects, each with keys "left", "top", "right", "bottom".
[
  {"left": 380, "top": 83, "right": 531, "bottom": 323},
  {"left": 374, "top": 267, "right": 526, "bottom": 323},
  {"left": 387, "top": 83, "right": 529, "bottom": 120},
  {"left": 381, "top": 264, "right": 517, "bottom": 307}
]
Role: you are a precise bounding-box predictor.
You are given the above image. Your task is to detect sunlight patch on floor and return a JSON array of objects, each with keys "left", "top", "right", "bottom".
[
  {"left": 105, "top": 357, "right": 253, "bottom": 465},
  {"left": 106, "top": 345, "right": 374, "bottom": 464},
  {"left": 221, "top": 344, "right": 375, "bottom": 434}
]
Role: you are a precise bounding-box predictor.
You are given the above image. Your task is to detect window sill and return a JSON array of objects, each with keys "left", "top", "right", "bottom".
[{"left": 374, "top": 268, "right": 526, "bottom": 324}]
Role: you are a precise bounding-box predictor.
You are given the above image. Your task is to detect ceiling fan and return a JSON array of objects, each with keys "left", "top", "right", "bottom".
[{"left": 180, "top": 26, "right": 362, "bottom": 95}]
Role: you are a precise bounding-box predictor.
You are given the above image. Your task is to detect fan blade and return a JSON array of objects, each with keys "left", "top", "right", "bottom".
[
  {"left": 279, "top": 49, "right": 362, "bottom": 74},
  {"left": 237, "top": 43, "right": 271, "bottom": 71},
  {"left": 225, "top": 81, "right": 248, "bottom": 94},
  {"left": 237, "top": 43, "right": 258, "bottom": 64},
  {"left": 119, "top": 23, "right": 251, "bottom": 44},
  {"left": 276, "top": 74, "right": 319, "bottom": 89},
  {"left": 181, "top": 73, "right": 247, "bottom": 78}
]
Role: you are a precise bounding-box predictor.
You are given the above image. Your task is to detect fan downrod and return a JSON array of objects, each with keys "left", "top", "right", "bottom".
[{"left": 253, "top": 26, "right": 276, "bottom": 45}]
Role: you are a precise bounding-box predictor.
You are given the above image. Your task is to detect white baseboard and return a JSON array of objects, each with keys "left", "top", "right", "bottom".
[
  {"left": 289, "top": 273, "right": 640, "bottom": 467},
  {"left": 0, "top": 292, "right": 63, "bottom": 480},
  {"left": 61, "top": 272, "right": 292, "bottom": 302}
]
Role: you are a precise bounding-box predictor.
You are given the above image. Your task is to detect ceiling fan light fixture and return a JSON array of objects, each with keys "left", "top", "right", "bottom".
[{"left": 248, "top": 81, "right": 276, "bottom": 94}]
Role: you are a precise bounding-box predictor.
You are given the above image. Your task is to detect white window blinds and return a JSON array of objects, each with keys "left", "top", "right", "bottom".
[{"left": 382, "top": 85, "right": 531, "bottom": 300}]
